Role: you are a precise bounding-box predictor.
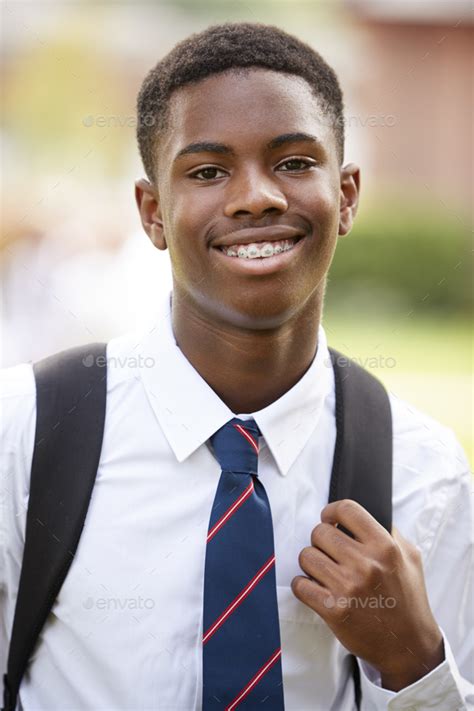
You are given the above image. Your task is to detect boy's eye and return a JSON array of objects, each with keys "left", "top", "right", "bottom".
[
  {"left": 277, "top": 158, "right": 315, "bottom": 171},
  {"left": 189, "top": 158, "right": 316, "bottom": 181},
  {"left": 190, "top": 167, "right": 227, "bottom": 181}
]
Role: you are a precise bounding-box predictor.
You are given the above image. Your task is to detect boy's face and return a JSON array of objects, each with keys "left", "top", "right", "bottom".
[{"left": 136, "top": 68, "right": 359, "bottom": 329}]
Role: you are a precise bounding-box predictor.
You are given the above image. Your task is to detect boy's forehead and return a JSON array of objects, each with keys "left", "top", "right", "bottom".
[{"left": 161, "top": 68, "right": 334, "bottom": 158}]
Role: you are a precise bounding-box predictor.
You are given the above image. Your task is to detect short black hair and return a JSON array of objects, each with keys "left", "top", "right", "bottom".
[{"left": 136, "top": 22, "right": 345, "bottom": 183}]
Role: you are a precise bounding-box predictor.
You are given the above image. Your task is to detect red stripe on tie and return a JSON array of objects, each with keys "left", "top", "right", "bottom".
[
  {"left": 202, "top": 555, "right": 275, "bottom": 645},
  {"left": 233, "top": 423, "right": 259, "bottom": 455},
  {"left": 207, "top": 479, "right": 254, "bottom": 542},
  {"left": 225, "top": 648, "right": 282, "bottom": 710}
]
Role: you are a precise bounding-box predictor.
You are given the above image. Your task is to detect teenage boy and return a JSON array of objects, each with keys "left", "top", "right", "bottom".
[{"left": 1, "top": 22, "right": 472, "bottom": 711}]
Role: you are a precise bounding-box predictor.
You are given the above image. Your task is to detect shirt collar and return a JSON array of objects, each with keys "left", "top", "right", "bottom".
[{"left": 137, "top": 290, "right": 333, "bottom": 477}]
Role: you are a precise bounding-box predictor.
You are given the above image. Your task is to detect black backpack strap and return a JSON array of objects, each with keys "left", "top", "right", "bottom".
[
  {"left": 328, "top": 347, "right": 392, "bottom": 531},
  {"left": 328, "top": 347, "right": 393, "bottom": 710},
  {"left": 3, "top": 343, "right": 108, "bottom": 711}
]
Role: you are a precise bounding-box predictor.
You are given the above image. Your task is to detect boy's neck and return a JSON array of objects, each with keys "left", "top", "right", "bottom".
[{"left": 169, "top": 288, "right": 323, "bottom": 413}]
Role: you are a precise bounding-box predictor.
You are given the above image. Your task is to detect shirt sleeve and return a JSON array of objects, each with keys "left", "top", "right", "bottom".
[
  {"left": 0, "top": 363, "right": 37, "bottom": 680},
  {"left": 358, "top": 625, "right": 473, "bottom": 710},
  {"left": 357, "top": 433, "right": 474, "bottom": 710}
]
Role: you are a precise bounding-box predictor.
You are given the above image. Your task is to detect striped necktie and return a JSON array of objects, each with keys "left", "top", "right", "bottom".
[{"left": 202, "top": 417, "right": 285, "bottom": 710}]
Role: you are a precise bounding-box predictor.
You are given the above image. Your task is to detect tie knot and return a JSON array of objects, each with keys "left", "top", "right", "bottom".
[{"left": 210, "top": 417, "right": 261, "bottom": 475}]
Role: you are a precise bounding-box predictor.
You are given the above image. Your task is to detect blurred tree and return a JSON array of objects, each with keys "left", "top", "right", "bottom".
[
  {"left": 3, "top": 12, "right": 134, "bottom": 179},
  {"left": 327, "top": 193, "right": 472, "bottom": 315}
]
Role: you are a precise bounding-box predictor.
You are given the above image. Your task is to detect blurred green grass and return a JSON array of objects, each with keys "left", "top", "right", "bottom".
[{"left": 323, "top": 313, "right": 472, "bottom": 466}]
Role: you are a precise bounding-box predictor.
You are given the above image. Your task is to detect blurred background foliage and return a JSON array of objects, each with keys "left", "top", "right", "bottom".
[
  {"left": 327, "top": 191, "right": 472, "bottom": 460},
  {"left": 329, "top": 193, "right": 472, "bottom": 314},
  {"left": 1, "top": 0, "right": 472, "bottom": 463},
  {"left": 2, "top": 35, "right": 131, "bottom": 178}
]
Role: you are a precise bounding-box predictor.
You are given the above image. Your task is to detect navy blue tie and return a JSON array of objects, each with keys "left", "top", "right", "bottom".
[{"left": 202, "top": 417, "right": 285, "bottom": 710}]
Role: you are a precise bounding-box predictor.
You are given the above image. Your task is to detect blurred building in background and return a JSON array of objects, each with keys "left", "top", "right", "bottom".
[
  {"left": 1, "top": 0, "right": 472, "bottom": 459},
  {"left": 346, "top": 0, "right": 472, "bottom": 210}
]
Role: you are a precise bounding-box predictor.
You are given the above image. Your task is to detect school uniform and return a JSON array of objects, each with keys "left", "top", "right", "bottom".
[{"left": 1, "top": 289, "right": 472, "bottom": 710}]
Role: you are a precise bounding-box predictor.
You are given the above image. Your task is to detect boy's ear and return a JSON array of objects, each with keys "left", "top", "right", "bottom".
[
  {"left": 134, "top": 178, "right": 167, "bottom": 250},
  {"left": 338, "top": 163, "right": 360, "bottom": 237}
]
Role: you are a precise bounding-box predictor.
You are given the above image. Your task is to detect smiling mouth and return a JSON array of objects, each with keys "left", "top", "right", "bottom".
[
  {"left": 217, "top": 237, "right": 302, "bottom": 259},
  {"left": 212, "top": 233, "right": 306, "bottom": 275}
]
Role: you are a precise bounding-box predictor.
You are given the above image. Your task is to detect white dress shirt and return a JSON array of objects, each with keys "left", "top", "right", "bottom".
[{"left": 1, "top": 289, "right": 473, "bottom": 711}]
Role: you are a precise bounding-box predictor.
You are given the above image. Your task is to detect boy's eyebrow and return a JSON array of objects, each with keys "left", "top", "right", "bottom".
[
  {"left": 267, "top": 132, "right": 325, "bottom": 150},
  {"left": 174, "top": 141, "right": 236, "bottom": 161},
  {"left": 173, "top": 132, "right": 325, "bottom": 162}
]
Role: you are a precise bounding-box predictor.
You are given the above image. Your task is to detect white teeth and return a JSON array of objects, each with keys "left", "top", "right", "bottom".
[
  {"left": 261, "top": 243, "right": 275, "bottom": 257},
  {"left": 220, "top": 238, "right": 298, "bottom": 259}
]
